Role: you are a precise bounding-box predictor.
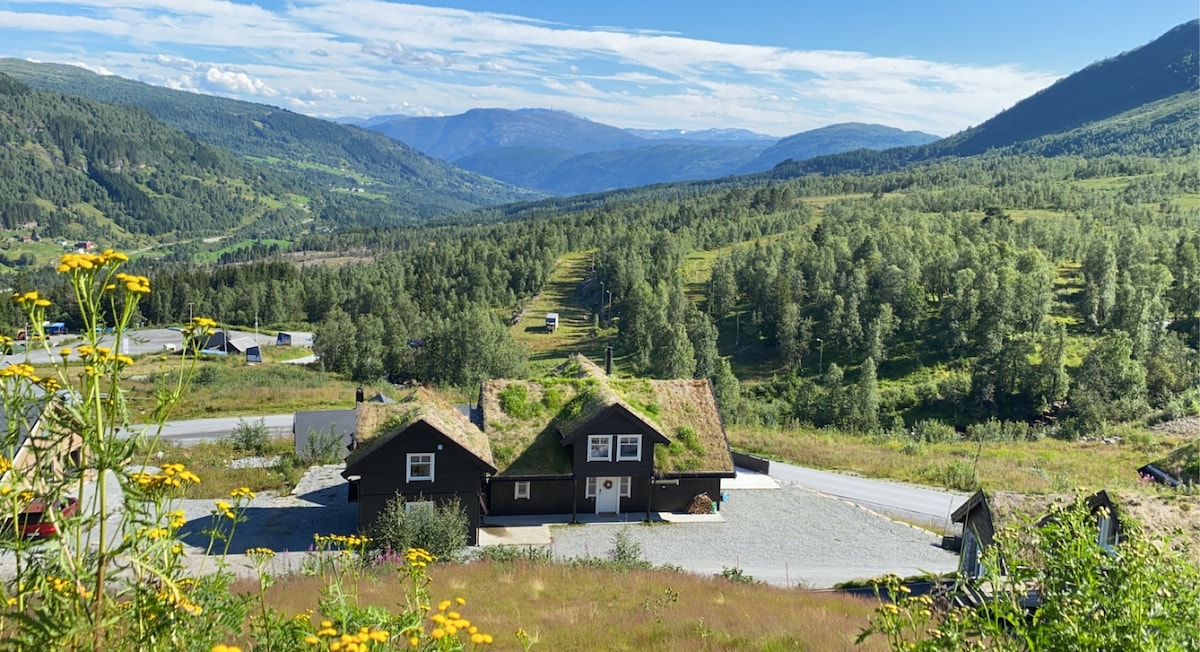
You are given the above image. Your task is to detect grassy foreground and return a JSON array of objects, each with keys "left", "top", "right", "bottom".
[{"left": 240, "top": 560, "right": 885, "bottom": 652}]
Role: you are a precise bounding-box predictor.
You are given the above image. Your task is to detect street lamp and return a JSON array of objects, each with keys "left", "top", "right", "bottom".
[{"left": 816, "top": 338, "right": 824, "bottom": 375}]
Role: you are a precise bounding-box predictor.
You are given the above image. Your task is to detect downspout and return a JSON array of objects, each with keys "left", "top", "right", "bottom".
[{"left": 571, "top": 474, "right": 578, "bottom": 524}]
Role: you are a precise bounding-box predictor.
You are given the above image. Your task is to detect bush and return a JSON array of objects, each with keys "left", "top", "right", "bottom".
[
  {"left": 297, "top": 424, "right": 347, "bottom": 465},
  {"left": 940, "top": 460, "right": 978, "bottom": 491},
  {"left": 859, "top": 498, "right": 1200, "bottom": 650},
  {"left": 228, "top": 417, "right": 271, "bottom": 455},
  {"left": 368, "top": 494, "right": 469, "bottom": 561},
  {"left": 911, "top": 419, "right": 957, "bottom": 443},
  {"left": 717, "top": 566, "right": 759, "bottom": 584},
  {"left": 607, "top": 527, "right": 651, "bottom": 570}
]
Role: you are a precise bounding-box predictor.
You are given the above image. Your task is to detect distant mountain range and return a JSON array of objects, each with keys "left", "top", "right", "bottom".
[{"left": 353, "top": 109, "right": 939, "bottom": 194}]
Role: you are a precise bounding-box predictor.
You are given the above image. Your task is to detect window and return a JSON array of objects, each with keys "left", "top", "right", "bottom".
[
  {"left": 585, "top": 477, "right": 598, "bottom": 498},
  {"left": 588, "top": 435, "right": 612, "bottom": 462},
  {"left": 514, "top": 481, "right": 530, "bottom": 500},
  {"left": 1098, "top": 511, "right": 1118, "bottom": 551},
  {"left": 619, "top": 476, "right": 631, "bottom": 497},
  {"left": 405, "top": 501, "right": 434, "bottom": 512},
  {"left": 406, "top": 453, "right": 434, "bottom": 482},
  {"left": 617, "top": 435, "right": 641, "bottom": 461}
]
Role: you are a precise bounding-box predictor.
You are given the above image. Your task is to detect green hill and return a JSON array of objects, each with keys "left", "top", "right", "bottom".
[
  {"left": 0, "top": 59, "right": 543, "bottom": 220},
  {"left": 763, "top": 20, "right": 1199, "bottom": 178},
  {"left": 0, "top": 73, "right": 311, "bottom": 248}
]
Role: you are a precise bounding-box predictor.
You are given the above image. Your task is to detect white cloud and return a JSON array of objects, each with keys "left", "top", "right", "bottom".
[
  {"left": 0, "top": 1, "right": 1064, "bottom": 135},
  {"left": 201, "top": 66, "right": 277, "bottom": 96},
  {"left": 65, "top": 61, "right": 112, "bottom": 75},
  {"left": 302, "top": 87, "right": 338, "bottom": 100}
]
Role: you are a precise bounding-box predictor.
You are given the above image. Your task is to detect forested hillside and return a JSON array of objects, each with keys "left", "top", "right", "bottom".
[
  {"left": 0, "top": 73, "right": 309, "bottom": 246},
  {"left": 5, "top": 153, "right": 1186, "bottom": 441},
  {"left": 0, "top": 59, "right": 542, "bottom": 221}
]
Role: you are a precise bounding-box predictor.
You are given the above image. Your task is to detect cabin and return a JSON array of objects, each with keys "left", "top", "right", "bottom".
[
  {"left": 545, "top": 313, "right": 559, "bottom": 332},
  {"left": 276, "top": 331, "right": 314, "bottom": 348},
  {"left": 951, "top": 490, "right": 1121, "bottom": 579},
  {"left": 342, "top": 388, "right": 496, "bottom": 544},
  {"left": 0, "top": 380, "right": 84, "bottom": 491},
  {"left": 342, "top": 355, "right": 736, "bottom": 543}
]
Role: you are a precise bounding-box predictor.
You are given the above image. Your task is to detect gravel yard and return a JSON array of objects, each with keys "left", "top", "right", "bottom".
[{"left": 545, "top": 483, "right": 959, "bottom": 588}]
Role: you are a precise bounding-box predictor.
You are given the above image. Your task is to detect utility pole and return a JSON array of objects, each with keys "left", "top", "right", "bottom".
[
  {"left": 187, "top": 301, "right": 194, "bottom": 323},
  {"left": 816, "top": 338, "right": 824, "bottom": 375}
]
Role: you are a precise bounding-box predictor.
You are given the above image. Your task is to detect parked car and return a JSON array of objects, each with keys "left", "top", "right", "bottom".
[{"left": 1, "top": 497, "right": 79, "bottom": 539}]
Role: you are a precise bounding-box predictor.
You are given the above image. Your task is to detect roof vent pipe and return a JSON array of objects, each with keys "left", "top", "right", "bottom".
[{"left": 355, "top": 387, "right": 364, "bottom": 404}]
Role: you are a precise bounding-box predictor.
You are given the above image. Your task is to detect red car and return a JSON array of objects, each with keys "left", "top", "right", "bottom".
[{"left": 3, "top": 497, "right": 79, "bottom": 539}]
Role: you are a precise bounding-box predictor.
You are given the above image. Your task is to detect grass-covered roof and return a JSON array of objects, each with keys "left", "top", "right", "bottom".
[
  {"left": 347, "top": 387, "right": 495, "bottom": 472},
  {"left": 479, "top": 354, "right": 733, "bottom": 476}
]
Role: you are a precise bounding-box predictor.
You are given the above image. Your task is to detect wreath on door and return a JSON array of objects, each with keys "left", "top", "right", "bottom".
[{"left": 602, "top": 480, "right": 614, "bottom": 490}]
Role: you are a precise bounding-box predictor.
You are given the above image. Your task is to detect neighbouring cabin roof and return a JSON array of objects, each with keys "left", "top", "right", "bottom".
[
  {"left": 479, "top": 354, "right": 733, "bottom": 477},
  {"left": 954, "top": 488, "right": 1200, "bottom": 565},
  {"left": 346, "top": 387, "right": 496, "bottom": 474},
  {"left": 293, "top": 408, "right": 356, "bottom": 454},
  {"left": 0, "top": 377, "right": 48, "bottom": 458}
]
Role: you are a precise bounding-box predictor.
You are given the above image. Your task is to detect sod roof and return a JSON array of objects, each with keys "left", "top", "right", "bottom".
[
  {"left": 479, "top": 354, "right": 733, "bottom": 477},
  {"left": 346, "top": 387, "right": 495, "bottom": 473},
  {"left": 957, "top": 489, "right": 1200, "bottom": 565}
]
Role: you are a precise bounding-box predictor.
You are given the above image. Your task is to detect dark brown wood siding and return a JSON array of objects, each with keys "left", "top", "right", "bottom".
[
  {"left": 569, "top": 411, "right": 657, "bottom": 477},
  {"left": 649, "top": 478, "right": 722, "bottom": 513},
  {"left": 488, "top": 478, "right": 575, "bottom": 515},
  {"left": 351, "top": 421, "right": 488, "bottom": 545}
]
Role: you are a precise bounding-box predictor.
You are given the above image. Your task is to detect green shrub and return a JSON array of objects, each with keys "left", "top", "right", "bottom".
[
  {"left": 368, "top": 494, "right": 469, "bottom": 561},
  {"left": 298, "top": 424, "right": 348, "bottom": 465},
  {"left": 911, "top": 419, "right": 957, "bottom": 443},
  {"left": 228, "top": 417, "right": 271, "bottom": 455},
  {"left": 717, "top": 567, "right": 759, "bottom": 584},
  {"left": 474, "top": 545, "right": 554, "bottom": 564},
  {"left": 607, "top": 527, "right": 652, "bottom": 571},
  {"left": 940, "top": 460, "right": 978, "bottom": 491}
]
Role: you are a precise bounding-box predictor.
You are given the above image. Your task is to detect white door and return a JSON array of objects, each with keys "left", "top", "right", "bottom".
[{"left": 595, "top": 476, "right": 620, "bottom": 514}]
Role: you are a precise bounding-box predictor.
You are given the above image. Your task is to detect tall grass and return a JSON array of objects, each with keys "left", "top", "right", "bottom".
[{"left": 246, "top": 560, "right": 888, "bottom": 651}]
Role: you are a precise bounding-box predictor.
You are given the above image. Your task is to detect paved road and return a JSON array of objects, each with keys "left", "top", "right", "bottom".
[
  {"left": 124, "top": 414, "right": 294, "bottom": 446},
  {"left": 1, "top": 328, "right": 276, "bottom": 365},
  {"left": 768, "top": 461, "right": 967, "bottom": 530}
]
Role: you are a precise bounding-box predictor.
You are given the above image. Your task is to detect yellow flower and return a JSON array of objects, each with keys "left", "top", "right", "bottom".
[
  {"left": 471, "top": 633, "right": 485, "bottom": 645},
  {"left": 304, "top": 636, "right": 319, "bottom": 645},
  {"left": 211, "top": 645, "right": 243, "bottom": 652},
  {"left": 431, "top": 628, "right": 446, "bottom": 640},
  {"left": 456, "top": 596, "right": 466, "bottom": 605},
  {"left": 59, "top": 347, "right": 71, "bottom": 357}
]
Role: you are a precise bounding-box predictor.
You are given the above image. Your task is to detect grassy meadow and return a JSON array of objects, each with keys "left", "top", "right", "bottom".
[{"left": 238, "top": 561, "right": 886, "bottom": 652}]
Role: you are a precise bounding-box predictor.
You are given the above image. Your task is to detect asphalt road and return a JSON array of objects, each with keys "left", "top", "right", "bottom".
[
  {"left": 124, "top": 414, "right": 294, "bottom": 446},
  {"left": 768, "top": 461, "right": 967, "bottom": 530},
  {"left": 1, "top": 328, "right": 276, "bottom": 365}
]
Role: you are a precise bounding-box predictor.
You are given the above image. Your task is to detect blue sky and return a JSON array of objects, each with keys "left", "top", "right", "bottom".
[{"left": 2, "top": 1, "right": 1195, "bottom": 136}]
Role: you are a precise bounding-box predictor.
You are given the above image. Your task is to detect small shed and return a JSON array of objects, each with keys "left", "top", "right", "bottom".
[
  {"left": 45, "top": 322, "right": 67, "bottom": 336},
  {"left": 276, "top": 331, "right": 315, "bottom": 347},
  {"left": 545, "top": 312, "right": 559, "bottom": 332}
]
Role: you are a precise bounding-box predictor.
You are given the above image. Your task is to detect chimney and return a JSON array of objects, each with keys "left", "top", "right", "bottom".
[
  {"left": 605, "top": 346, "right": 613, "bottom": 376},
  {"left": 355, "top": 387, "right": 364, "bottom": 404}
]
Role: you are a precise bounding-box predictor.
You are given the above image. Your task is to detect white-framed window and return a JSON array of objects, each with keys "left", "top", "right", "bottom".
[
  {"left": 588, "top": 435, "right": 612, "bottom": 462},
  {"left": 585, "top": 477, "right": 598, "bottom": 498},
  {"left": 617, "top": 435, "right": 641, "bottom": 461},
  {"left": 514, "top": 481, "right": 531, "bottom": 500},
  {"left": 406, "top": 453, "right": 434, "bottom": 482},
  {"left": 619, "top": 476, "right": 631, "bottom": 497}
]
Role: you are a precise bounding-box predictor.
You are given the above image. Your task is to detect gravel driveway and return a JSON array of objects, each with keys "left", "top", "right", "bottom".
[{"left": 546, "top": 483, "right": 959, "bottom": 588}]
